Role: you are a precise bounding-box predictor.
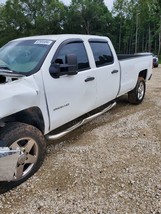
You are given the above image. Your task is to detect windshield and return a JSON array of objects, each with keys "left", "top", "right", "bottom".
[{"left": 0, "top": 39, "right": 54, "bottom": 74}]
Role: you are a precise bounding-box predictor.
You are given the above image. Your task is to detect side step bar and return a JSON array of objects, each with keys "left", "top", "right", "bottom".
[{"left": 46, "top": 101, "right": 116, "bottom": 140}]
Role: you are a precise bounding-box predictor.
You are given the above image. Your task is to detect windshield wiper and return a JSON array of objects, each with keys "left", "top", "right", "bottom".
[
  {"left": 0, "top": 67, "right": 25, "bottom": 78},
  {"left": 0, "top": 66, "right": 25, "bottom": 77},
  {"left": 0, "top": 66, "right": 12, "bottom": 71},
  {"left": 0, "top": 71, "right": 25, "bottom": 78}
]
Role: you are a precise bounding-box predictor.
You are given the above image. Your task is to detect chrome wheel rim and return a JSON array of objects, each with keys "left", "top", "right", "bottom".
[
  {"left": 10, "top": 137, "right": 38, "bottom": 180},
  {"left": 138, "top": 82, "right": 144, "bottom": 100}
]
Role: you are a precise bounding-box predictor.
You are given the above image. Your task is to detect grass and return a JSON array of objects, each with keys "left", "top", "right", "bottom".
[{"left": 158, "top": 55, "right": 161, "bottom": 64}]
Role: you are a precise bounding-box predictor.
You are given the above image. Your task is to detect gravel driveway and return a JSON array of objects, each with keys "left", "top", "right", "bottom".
[{"left": 0, "top": 66, "right": 161, "bottom": 214}]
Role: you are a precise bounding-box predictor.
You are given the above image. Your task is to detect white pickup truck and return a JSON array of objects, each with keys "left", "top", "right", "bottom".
[{"left": 0, "top": 34, "right": 152, "bottom": 193}]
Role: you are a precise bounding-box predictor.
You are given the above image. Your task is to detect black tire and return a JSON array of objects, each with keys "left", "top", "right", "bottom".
[
  {"left": 0, "top": 122, "right": 46, "bottom": 194},
  {"left": 128, "top": 77, "right": 146, "bottom": 104}
]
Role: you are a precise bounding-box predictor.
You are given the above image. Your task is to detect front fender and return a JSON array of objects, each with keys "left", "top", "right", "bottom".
[{"left": 0, "top": 76, "right": 39, "bottom": 119}]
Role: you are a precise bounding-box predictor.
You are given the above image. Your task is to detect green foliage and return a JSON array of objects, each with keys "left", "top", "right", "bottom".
[
  {"left": 0, "top": 0, "right": 66, "bottom": 46},
  {"left": 159, "top": 55, "right": 161, "bottom": 64},
  {"left": 112, "top": 0, "right": 161, "bottom": 54},
  {"left": 0, "top": 0, "right": 160, "bottom": 55},
  {"left": 64, "top": 0, "right": 112, "bottom": 35}
]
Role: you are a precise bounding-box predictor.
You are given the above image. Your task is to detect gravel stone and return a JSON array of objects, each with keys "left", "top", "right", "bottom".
[{"left": 0, "top": 66, "right": 161, "bottom": 214}]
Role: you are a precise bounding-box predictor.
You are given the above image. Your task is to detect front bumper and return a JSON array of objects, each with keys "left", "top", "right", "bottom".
[{"left": 0, "top": 147, "right": 20, "bottom": 181}]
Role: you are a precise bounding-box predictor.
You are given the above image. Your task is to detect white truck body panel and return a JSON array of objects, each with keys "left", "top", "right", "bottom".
[
  {"left": 42, "top": 68, "right": 97, "bottom": 130},
  {"left": 118, "top": 55, "right": 152, "bottom": 97},
  {"left": 0, "top": 77, "right": 38, "bottom": 118}
]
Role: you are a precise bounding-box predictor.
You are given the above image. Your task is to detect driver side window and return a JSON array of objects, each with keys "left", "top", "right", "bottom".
[{"left": 55, "top": 41, "right": 90, "bottom": 72}]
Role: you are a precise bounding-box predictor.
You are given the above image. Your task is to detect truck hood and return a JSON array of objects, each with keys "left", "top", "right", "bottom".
[{"left": 0, "top": 74, "right": 39, "bottom": 118}]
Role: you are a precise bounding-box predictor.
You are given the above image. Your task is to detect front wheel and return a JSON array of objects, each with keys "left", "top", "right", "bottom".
[
  {"left": 128, "top": 77, "right": 146, "bottom": 104},
  {"left": 0, "top": 122, "right": 46, "bottom": 194}
]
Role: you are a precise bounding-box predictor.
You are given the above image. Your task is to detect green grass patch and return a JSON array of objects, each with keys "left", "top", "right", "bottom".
[{"left": 159, "top": 55, "right": 161, "bottom": 64}]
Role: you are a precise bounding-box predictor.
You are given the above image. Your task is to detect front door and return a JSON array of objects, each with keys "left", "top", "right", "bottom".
[{"left": 42, "top": 39, "right": 97, "bottom": 131}]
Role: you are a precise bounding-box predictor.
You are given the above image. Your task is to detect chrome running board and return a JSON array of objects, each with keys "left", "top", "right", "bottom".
[{"left": 46, "top": 102, "right": 116, "bottom": 140}]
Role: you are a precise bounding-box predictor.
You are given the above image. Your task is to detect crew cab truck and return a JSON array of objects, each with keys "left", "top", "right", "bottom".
[{"left": 0, "top": 35, "right": 152, "bottom": 193}]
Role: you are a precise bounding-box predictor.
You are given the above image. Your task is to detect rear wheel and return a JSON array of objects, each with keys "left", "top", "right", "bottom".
[
  {"left": 128, "top": 77, "right": 146, "bottom": 104},
  {"left": 0, "top": 122, "right": 46, "bottom": 194}
]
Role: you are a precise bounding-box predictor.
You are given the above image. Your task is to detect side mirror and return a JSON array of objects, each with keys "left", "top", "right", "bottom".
[
  {"left": 65, "top": 54, "right": 78, "bottom": 75},
  {"left": 49, "top": 54, "right": 78, "bottom": 78},
  {"left": 49, "top": 64, "right": 61, "bottom": 78}
]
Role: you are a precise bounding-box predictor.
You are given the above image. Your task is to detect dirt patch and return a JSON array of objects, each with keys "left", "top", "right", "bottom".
[{"left": 0, "top": 67, "right": 161, "bottom": 214}]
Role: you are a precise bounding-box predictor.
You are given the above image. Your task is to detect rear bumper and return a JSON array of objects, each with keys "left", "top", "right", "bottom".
[{"left": 0, "top": 147, "right": 20, "bottom": 181}]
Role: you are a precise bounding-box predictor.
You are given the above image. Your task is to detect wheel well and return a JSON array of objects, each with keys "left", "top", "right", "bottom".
[
  {"left": 139, "top": 69, "right": 147, "bottom": 80},
  {"left": 1, "top": 107, "right": 45, "bottom": 134}
]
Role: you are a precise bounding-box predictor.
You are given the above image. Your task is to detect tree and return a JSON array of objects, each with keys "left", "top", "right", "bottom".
[
  {"left": 0, "top": 0, "right": 66, "bottom": 46},
  {"left": 0, "top": 0, "right": 28, "bottom": 46},
  {"left": 64, "top": 0, "right": 112, "bottom": 36},
  {"left": 154, "top": 0, "right": 161, "bottom": 55},
  {"left": 20, "top": 0, "right": 66, "bottom": 35},
  {"left": 0, "top": 0, "right": 160, "bottom": 57},
  {"left": 112, "top": 0, "right": 159, "bottom": 54}
]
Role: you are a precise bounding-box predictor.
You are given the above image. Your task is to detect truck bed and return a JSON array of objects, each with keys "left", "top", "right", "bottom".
[{"left": 117, "top": 53, "right": 152, "bottom": 97}]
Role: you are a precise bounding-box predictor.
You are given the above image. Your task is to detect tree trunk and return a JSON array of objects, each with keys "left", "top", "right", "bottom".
[
  {"left": 158, "top": 17, "right": 161, "bottom": 56},
  {"left": 135, "top": 13, "right": 139, "bottom": 53},
  {"left": 158, "top": 32, "right": 161, "bottom": 56},
  {"left": 148, "top": 24, "right": 151, "bottom": 52},
  {"left": 142, "top": 35, "right": 144, "bottom": 52},
  {"left": 118, "top": 22, "right": 122, "bottom": 53}
]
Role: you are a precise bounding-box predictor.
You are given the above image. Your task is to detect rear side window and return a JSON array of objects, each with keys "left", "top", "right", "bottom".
[
  {"left": 55, "top": 42, "right": 90, "bottom": 71},
  {"left": 89, "top": 42, "right": 114, "bottom": 67}
]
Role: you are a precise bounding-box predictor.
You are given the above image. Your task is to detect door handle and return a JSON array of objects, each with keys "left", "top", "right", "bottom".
[
  {"left": 111, "top": 70, "right": 119, "bottom": 74},
  {"left": 85, "top": 77, "right": 95, "bottom": 82}
]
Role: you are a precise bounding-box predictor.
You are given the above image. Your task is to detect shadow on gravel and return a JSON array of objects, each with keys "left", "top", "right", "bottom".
[{"left": 47, "top": 94, "right": 132, "bottom": 147}]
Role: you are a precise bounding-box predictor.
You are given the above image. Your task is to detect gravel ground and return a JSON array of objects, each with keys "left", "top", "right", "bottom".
[{"left": 0, "top": 66, "right": 161, "bottom": 214}]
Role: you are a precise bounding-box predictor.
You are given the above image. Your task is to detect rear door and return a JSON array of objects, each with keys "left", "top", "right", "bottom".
[{"left": 89, "top": 40, "right": 120, "bottom": 106}]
